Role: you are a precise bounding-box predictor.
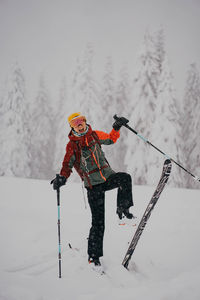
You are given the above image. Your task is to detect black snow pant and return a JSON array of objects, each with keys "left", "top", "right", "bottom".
[{"left": 86, "top": 172, "right": 133, "bottom": 259}]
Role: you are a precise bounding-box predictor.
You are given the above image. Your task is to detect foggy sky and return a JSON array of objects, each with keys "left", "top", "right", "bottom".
[{"left": 0, "top": 0, "right": 200, "bottom": 98}]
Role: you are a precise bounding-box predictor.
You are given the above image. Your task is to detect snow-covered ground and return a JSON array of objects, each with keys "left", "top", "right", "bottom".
[{"left": 0, "top": 174, "right": 200, "bottom": 300}]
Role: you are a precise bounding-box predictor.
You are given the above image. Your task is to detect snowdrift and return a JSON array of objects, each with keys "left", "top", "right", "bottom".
[{"left": 0, "top": 176, "right": 200, "bottom": 300}]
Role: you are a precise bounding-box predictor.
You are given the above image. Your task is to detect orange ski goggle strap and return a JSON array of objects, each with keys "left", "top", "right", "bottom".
[{"left": 69, "top": 116, "right": 86, "bottom": 127}]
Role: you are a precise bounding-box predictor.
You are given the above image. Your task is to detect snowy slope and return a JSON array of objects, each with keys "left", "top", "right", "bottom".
[{"left": 0, "top": 175, "right": 200, "bottom": 300}]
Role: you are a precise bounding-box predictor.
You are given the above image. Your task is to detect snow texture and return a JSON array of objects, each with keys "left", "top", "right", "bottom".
[{"left": 1, "top": 175, "right": 200, "bottom": 300}]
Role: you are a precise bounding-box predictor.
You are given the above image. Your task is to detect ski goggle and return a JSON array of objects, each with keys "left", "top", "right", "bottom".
[{"left": 69, "top": 116, "right": 86, "bottom": 128}]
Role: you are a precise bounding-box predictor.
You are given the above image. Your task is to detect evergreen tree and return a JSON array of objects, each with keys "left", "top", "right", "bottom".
[
  {"left": 0, "top": 63, "right": 30, "bottom": 177},
  {"left": 29, "top": 75, "right": 54, "bottom": 179},
  {"left": 125, "top": 30, "right": 161, "bottom": 185},
  {"left": 180, "top": 63, "right": 200, "bottom": 188},
  {"left": 125, "top": 28, "right": 181, "bottom": 187},
  {"left": 148, "top": 31, "right": 181, "bottom": 187},
  {"left": 98, "top": 56, "right": 117, "bottom": 168},
  {"left": 113, "top": 64, "right": 131, "bottom": 171},
  {"left": 70, "top": 44, "right": 101, "bottom": 128},
  {"left": 101, "top": 56, "right": 115, "bottom": 131},
  {"left": 53, "top": 77, "right": 71, "bottom": 174}
]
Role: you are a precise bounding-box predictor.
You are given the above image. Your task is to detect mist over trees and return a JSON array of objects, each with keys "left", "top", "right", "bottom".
[
  {"left": 0, "top": 63, "right": 31, "bottom": 178},
  {"left": 0, "top": 29, "right": 200, "bottom": 189},
  {"left": 179, "top": 63, "right": 200, "bottom": 189}
]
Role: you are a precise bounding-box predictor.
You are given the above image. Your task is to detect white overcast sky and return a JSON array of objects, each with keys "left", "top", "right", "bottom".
[{"left": 0, "top": 0, "right": 200, "bottom": 98}]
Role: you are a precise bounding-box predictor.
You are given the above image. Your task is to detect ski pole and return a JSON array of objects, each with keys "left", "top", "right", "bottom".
[
  {"left": 113, "top": 114, "right": 200, "bottom": 183},
  {"left": 56, "top": 175, "right": 62, "bottom": 278}
]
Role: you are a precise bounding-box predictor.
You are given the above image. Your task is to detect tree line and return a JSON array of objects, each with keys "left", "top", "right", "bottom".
[{"left": 0, "top": 28, "right": 200, "bottom": 189}]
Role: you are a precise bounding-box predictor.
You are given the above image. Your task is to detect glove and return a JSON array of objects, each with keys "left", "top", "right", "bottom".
[
  {"left": 112, "top": 115, "right": 129, "bottom": 131},
  {"left": 50, "top": 175, "right": 66, "bottom": 190}
]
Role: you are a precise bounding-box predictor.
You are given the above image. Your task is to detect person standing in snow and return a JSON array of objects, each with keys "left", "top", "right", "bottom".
[{"left": 51, "top": 112, "right": 134, "bottom": 269}]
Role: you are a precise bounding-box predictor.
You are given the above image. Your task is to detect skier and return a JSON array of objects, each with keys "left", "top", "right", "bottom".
[{"left": 51, "top": 112, "right": 134, "bottom": 270}]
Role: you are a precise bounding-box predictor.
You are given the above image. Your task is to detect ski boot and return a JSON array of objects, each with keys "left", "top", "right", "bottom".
[
  {"left": 88, "top": 257, "right": 104, "bottom": 275},
  {"left": 117, "top": 207, "right": 134, "bottom": 219}
]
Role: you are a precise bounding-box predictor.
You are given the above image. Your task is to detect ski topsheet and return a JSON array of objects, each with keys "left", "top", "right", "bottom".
[{"left": 122, "top": 159, "right": 172, "bottom": 269}]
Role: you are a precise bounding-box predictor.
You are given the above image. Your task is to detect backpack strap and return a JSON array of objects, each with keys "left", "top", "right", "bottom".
[
  {"left": 91, "top": 131, "right": 101, "bottom": 148},
  {"left": 92, "top": 130, "right": 110, "bottom": 167},
  {"left": 71, "top": 131, "right": 108, "bottom": 189}
]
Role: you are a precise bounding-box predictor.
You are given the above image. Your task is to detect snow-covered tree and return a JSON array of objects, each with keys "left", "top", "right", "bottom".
[
  {"left": 29, "top": 75, "right": 54, "bottom": 179},
  {"left": 97, "top": 56, "right": 117, "bottom": 168},
  {"left": 101, "top": 56, "right": 115, "bottom": 131},
  {"left": 0, "top": 63, "right": 31, "bottom": 177},
  {"left": 179, "top": 63, "right": 200, "bottom": 189},
  {"left": 70, "top": 44, "right": 101, "bottom": 128},
  {"left": 53, "top": 77, "right": 71, "bottom": 174},
  {"left": 125, "top": 30, "right": 161, "bottom": 185},
  {"left": 148, "top": 31, "right": 181, "bottom": 187},
  {"left": 125, "top": 28, "right": 181, "bottom": 187},
  {"left": 113, "top": 64, "right": 131, "bottom": 171}
]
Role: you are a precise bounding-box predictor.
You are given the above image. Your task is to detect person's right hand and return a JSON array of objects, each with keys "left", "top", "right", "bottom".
[{"left": 50, "top": 175, "right": 66, "bottom": 190}]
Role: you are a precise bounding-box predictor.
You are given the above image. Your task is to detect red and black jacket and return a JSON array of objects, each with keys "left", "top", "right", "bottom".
[{"left": 60, "top": 125, "right": 120, "bottom": 188}]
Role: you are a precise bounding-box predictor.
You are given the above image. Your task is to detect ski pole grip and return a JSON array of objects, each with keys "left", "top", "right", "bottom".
[
  {"left": 113, "top": 114, "right": 119, "bottom": 121},
  {"left": 113, "top": 114, "right": 129, "bottom": 125},
  {"left": 56, "top": 174, "right": 60, "bottom": 206}
]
